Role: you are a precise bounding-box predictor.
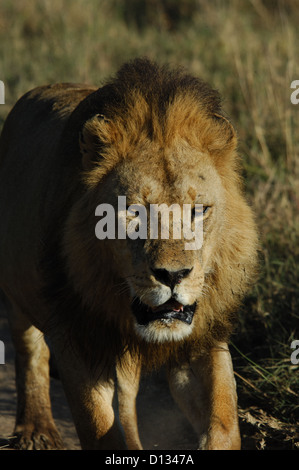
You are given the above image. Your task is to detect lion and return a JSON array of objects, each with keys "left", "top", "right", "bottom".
[{"left": 0, "top": 58, "right": 258, "bottom": 450}]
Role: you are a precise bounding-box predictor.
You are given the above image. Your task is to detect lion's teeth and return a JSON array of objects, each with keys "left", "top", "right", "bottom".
[{"left": 152, "top": 300, "right": 184, "bottom": 313}]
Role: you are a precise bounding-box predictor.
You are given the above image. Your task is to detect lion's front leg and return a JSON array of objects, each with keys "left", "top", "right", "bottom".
[
  {"left": 51, "top": 335, "right": 126, "bottom": 450},
  {"left": 116, "top": 351, "right": 143, "bottom": 450},
  {"left": 7, "top": 301, "right": 64, "bottom": 450},
  {"left": 167, "top": 343, "right": 241, "bottom": 450}
]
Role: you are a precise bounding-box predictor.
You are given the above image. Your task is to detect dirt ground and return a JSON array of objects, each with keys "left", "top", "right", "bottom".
[{"left": 0, "top": 298, "right": 298, "bottom": 451}]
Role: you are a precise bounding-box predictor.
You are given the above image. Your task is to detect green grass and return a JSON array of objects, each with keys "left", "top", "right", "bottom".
[{"left": 0, "top": 0, "right": 298, "bottom": 445}]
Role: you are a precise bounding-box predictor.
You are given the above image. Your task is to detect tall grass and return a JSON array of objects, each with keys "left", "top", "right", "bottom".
[{"left": 0, "top": 0, "right": 298, "bottom": 436}]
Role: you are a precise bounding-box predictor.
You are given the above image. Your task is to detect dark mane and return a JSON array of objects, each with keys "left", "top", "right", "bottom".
[
  {"left": 62, "top": 58, "right": 223, "bottom": 144},
  {"left": 102, "top": 57, "right": 222, "bottom": 118}
]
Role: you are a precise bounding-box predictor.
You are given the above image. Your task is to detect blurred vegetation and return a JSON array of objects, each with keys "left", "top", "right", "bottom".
[{"left": 0, "top": 0, "right": 298, "bottom": 447}]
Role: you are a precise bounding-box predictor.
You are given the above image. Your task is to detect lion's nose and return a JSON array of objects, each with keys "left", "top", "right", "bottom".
[{"left": 151, "top": 267, "right": 192, "bottom": 289}]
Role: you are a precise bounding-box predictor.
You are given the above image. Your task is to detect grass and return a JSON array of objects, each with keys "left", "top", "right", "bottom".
[{"left": 0, "top": 0, "right": 298, "bottom": 448}]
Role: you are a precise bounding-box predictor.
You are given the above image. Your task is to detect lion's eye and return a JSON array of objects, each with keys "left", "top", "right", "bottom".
[{"left": 191, "top": 205, "right": 210, "bottom": 220}]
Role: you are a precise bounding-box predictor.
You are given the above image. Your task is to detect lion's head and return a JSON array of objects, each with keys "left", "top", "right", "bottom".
[{"left": 63, "top": 59, "right": 258, "bottom": 352}]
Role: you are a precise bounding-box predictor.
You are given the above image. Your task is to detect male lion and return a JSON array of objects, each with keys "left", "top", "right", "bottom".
[{"left": 0, "top": 58, "right": 258, "bottom": 450}]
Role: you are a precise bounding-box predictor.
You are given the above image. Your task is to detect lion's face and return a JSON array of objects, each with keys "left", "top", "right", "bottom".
[{"left": 97, "top": 141, "right": 226, "bottom": 343}]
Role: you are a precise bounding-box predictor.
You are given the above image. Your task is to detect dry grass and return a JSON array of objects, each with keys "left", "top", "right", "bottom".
[{"left": 0, "top": 0, "right": 298, "bottom": 448}]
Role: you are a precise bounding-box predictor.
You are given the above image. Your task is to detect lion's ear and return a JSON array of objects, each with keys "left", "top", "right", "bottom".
[
  {"left": 204, "top": 113, "right": 238, "bottom": 171},
  {"left": 79, "top": 114, "right": 111, "bottom": 170},
  {"left": 212, "top": 113, "right": 236, "bottom": 150}
]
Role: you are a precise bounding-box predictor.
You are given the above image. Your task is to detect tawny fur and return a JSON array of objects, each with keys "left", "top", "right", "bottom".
[{"left": 0, "top": 59, "right": 258, "bottom": 449}]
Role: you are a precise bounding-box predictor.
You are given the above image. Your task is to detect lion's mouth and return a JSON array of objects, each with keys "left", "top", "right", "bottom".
[{"left": 131, "top": 298, "right": 196, "bottom": 326}]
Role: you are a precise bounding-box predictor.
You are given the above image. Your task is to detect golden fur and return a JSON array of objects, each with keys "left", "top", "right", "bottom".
[{"left": 0, "top": 59, "right": 258, "bottom": 450}]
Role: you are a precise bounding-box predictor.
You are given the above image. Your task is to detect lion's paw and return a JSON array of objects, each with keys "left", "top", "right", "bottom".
[{"left": 12, "top": 425, "right": 64, "bottom": 450}]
